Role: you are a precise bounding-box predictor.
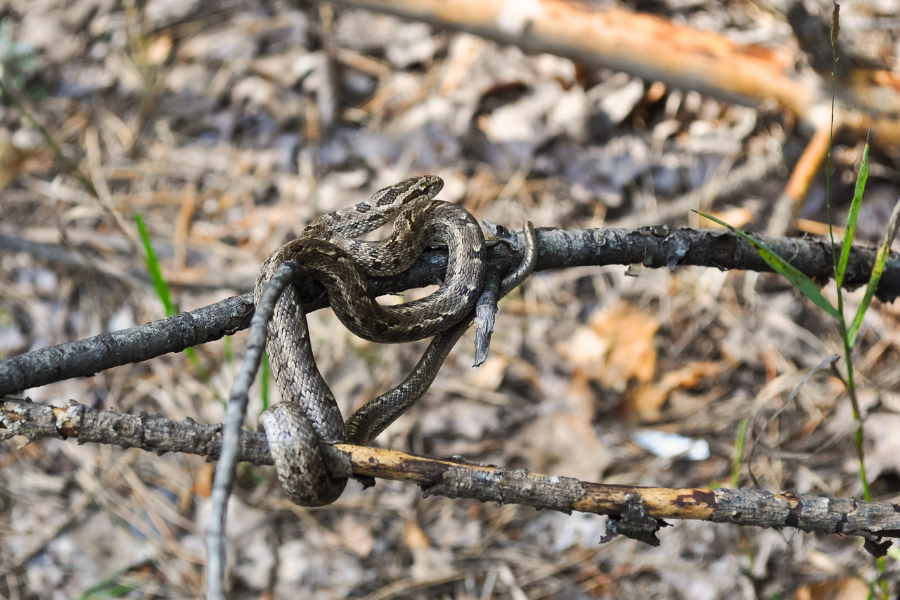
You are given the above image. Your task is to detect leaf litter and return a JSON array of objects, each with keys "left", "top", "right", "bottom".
[{"left": 1, "top": 0, "right": 900, "bottom": 598}]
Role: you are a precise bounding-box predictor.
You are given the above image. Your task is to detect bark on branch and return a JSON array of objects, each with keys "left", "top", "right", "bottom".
[
  {"left": 1, "top": 226, "right": 898, "bottom": 396},
  {"left": 2, "top": 396, "right": 896, "bottom": 554}
]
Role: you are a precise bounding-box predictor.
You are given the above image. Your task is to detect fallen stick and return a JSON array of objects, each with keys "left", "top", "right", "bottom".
[
  {"left": 333, "top": 0, "right": 900, "bottom": 146},
  {"left": 2, "top": 395, "right": 896, "bottom": 556}
]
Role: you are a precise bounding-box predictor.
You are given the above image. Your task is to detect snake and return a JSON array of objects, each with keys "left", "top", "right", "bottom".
[{"left": 254, "top": 175, "right": 536, "bottom": 507}]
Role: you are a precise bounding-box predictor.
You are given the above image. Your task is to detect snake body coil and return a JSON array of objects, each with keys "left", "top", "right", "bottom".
[{"left": 255, "top": 176, "right": 486, "bottom": 506}]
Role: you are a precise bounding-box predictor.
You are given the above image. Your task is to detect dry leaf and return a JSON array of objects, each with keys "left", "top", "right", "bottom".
[
  {"left": 402, "top": 519, "right": 431, "bottom": 550},
  {"left": 793, "top": 577, "right": 869, "bottom": 600},
  {"left": 658, "top": 361, "right": 722, "bottom": 390},
  {"left": 558, "top": 301, "right": 659, "bottom": 392},
  {"left": 857, "top": 413, "right": 900, "bottom": 482},
  {"left": 592, "top": 300, "right": 658, "bottom": 391},
  {"left": 193, "top": 463, "right": 214, "bottom": 497},
  {"left": 558, "top": 325, "right": 610, "bottom": 373},
  {"left": 631, "top": 386, "right": 666, "bottom": 420},
  {"left": 0, "top": 138, "right": 21, "bottom": 190},
  {"left": 466, "top": 355, "right": 509, "bottom": 390},
  {"left": 632, "top": 361, "right": 722, "bottom": 420}
]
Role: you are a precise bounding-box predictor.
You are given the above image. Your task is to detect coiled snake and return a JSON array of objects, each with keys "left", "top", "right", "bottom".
[{"left": 255, "top": 176, "right": 535, "bottom": 506}]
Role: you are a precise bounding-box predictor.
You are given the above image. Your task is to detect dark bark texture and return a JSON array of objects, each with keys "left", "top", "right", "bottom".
[{"left": 1, "top": 227, "right": 897, "bottom": 396}]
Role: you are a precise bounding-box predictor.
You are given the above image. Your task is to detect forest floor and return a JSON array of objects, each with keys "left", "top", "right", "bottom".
[{"left": 2, "top": 0, "right": 900, "bottom": 598}]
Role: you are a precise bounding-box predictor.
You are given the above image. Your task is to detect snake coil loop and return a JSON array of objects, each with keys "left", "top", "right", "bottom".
[{"left": 255, "top": 176, "right": 536, "bottom": 506}]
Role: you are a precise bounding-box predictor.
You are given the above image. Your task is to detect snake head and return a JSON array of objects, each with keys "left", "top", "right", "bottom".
[
  {"left": 373, "top": 175, "right": 444, "bottom": 208},
  {"left": 417, "top": 174, "right": 443, "bottom": 199}
]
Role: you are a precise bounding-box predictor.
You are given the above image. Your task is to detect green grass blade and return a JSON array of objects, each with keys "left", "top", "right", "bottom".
[
  {"left": 847, "top": 199, "right": 900, "bottom": 347},
  {"left": 78, "top": 566, "right": 145, "bottom": 600},
  {"left": 184, "top": 346, "right": 207, "bottom": 377},
  {"left": 699, "top": 212, "right": 839, "bottom": 318},
  {"left": 135, "top": 213, "right": 175, "bottom": 317},
  {"left": 136, "top": 214, "right": 208, "bottom": 377},
  {"left": 837, "top": 142, "right": 870, "bottom": 287}
]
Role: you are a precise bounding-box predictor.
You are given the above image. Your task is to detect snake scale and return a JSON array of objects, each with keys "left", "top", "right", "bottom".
[{"left": 255, "top": 175, "right": 535, "bottom": 506}]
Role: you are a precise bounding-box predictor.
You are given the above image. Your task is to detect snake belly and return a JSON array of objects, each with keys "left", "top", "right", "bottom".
[{"left": 255, "top": 176, "right": 486, "bottom": 506}]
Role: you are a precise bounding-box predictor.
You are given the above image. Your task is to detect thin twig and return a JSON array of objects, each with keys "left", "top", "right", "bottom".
[{"left": 207, "top": 261, "right": 302, "bottom": 600}]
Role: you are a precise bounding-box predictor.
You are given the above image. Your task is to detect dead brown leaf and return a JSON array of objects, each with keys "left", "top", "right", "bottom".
[
  {"left": 402, "top": 519, "right": 431, "bottom": 550},
  {"left": 792, "top": 577, "right": 869, "bottom": 600},
  {"left": 466, "top": 355, "right": 509, "bottom": 391},
  {"left": 631, "top": 361, "right": 723, "bottom": 420},
  {"left": 558, "top": 300, "right": 659, "bottom": 392},
  {"left": 193, "top": 463, "right": 214, "bottom": 498}
]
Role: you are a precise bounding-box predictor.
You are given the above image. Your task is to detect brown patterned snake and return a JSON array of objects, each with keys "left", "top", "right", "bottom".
[{"left": 255, "top": 175, "right": 536, "bottom": 506}]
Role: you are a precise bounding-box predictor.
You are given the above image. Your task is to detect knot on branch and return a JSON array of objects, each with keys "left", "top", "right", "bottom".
[{"left": 600, "top": 493, "right": 669, "bottom": 547}]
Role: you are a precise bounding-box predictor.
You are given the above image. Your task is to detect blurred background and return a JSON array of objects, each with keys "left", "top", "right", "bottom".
[{"left": 2, "top": 0, "right": 900, "bottom": 598}]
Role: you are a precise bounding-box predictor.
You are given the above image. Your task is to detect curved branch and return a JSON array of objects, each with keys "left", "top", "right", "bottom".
[{"left": 333, "top": 0, "right": 900, "bottom": 148}]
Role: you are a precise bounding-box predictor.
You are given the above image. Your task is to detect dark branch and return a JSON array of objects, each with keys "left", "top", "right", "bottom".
[{"left": 1, "top": 227, "right": 898, "bottom": 396}]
